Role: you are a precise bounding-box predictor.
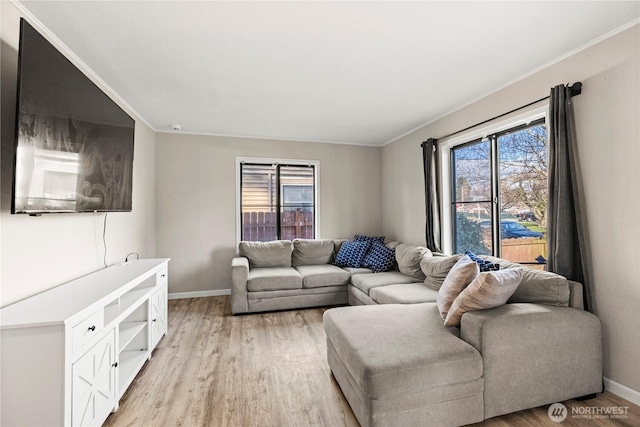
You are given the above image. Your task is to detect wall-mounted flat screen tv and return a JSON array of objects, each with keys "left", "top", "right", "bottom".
[{"left": 12, "top": 18, "right": 135, "bottom": 215}]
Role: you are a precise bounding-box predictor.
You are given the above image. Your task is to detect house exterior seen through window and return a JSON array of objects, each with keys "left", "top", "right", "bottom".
[
  {"left": 240, "top": 162, "right": 316, "bottom": 241},
  {"left": 451, "top": 120, "right": 548, "bottom": 268}
]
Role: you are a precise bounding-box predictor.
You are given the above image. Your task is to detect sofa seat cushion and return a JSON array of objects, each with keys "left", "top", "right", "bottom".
[
  {"left": 295, "top": 265, "right": 351, "bottom": 288},
  {"left": 350, "top": 271, "right": 416, "bottom": 295},
  {"left": 323, "top": 303, "right": 483, "bottom": 399},
  {"left": 246, "top": 267, "right": 302, "bottom": 292},
  {"left": 370, "top": 283, "right": 439, "bottom": 305}
]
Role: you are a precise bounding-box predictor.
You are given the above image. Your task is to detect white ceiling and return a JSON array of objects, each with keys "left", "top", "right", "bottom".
[{"left": 16, "top": 1, "right": 640, "bottom": 146}]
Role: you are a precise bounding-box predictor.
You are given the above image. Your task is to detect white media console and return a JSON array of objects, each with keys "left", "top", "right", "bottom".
[{"left": 0, "top": 258, "right": 170, "bottom": 426}]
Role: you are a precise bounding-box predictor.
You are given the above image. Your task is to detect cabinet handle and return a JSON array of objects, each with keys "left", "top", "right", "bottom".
[
  {"left": 152, "top": 318, "right": 157, "bottom": 322},
  {"left": 88, "top": 325, "right": 96, "bottom": 331},
  {"left": 161, "top": 274, "right": 166, "bottom": 278},
  {"left": 112, "top": 362, "right": 118, "bottom": 368}
]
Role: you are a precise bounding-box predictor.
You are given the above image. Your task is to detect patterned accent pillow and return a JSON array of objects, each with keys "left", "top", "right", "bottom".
[
  {"left": 465, "top": 250, "right": 500, "bottom": 272},
  {"left": 436, "top": 255, "right": 480, "bottom": 320},
  {"left": 444, "top": 268, "right": 524, "bottom": 326},
  {"left": 334, "top": 241, "right": 372, "bottom": 268},
  {"left": 362, "top": 243, "right": 396, "bottom": 273},
  {"left": 353, "top": 235, "right": 385, "bottom": 244}
]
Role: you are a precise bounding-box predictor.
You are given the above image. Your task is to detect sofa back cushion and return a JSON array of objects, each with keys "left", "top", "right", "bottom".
[
  {"left": 291, "top": 239, "right": 335, "bottom": 267},
  {"left": 420, "top": 254, "right": 463, "bottom": 290},
  {"left": 333, "top": 239, "right": 349, "bottom": 256},
  {"left": 483, "top": 256, "right": 570, "bottom": 306},
  {"left": 509, "top": 267, "right": 570, "bottom": 306},
  {"left": 239, "top": 240, "right": 292, "bottom": 268},
  {"left": 395, "top": 244, "right": 432, "bottom": 280}
]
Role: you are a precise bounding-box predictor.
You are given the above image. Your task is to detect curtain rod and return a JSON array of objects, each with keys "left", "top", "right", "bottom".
[{"left": 422, "top": 82, "right": 582, "bottom": 146}]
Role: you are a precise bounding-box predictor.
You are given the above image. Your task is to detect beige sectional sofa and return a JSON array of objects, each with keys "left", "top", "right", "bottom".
[{"left": 231, "top": 238, "right": 603, "bottom": 427}]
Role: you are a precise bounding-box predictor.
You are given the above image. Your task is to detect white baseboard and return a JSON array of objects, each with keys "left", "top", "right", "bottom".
[
  {"left": 168, "top": 289, "right": 231, "bottom": 300},
  {"left": 604, "top": 377, "right": 640, "bottom": 406}
]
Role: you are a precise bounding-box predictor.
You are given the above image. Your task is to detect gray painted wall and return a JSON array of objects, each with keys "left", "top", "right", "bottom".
[{"left": 155, "top": 133, "right": 382, "bottom": 295}]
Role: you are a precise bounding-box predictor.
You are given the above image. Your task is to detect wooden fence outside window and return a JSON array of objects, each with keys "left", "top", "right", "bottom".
[{"left": 242, "top": 209, "right": 313, "bottom": 241}]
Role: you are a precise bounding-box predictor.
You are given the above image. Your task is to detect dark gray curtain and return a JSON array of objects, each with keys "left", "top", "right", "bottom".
[
  {"left": 422, "top": 138, "right": 441, "bottom": 253},
  {"left": 547, "top": 84, "right": 592, "bottom": 311}
]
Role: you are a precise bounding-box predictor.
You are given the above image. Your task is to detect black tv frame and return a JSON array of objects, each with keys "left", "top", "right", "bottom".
[{"left": 11, "top": 18, "right": 135, "bottom": 216}]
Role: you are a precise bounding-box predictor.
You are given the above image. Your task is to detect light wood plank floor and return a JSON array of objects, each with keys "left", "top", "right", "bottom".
[{"left": 105, "top": 296, "right": 639, "bottom": 427}]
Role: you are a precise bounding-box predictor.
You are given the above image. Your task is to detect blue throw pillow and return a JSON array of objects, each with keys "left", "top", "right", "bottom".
[
  {"left": 353, "top": 235, "right": 385, "bottom": 244},
  {"left": 465, "top": 250, "right": 500, "bottom": 272},
  {"left": 363, "top": 243, "right": 396, "bottom": 273},
  {"left": 334, "top": 241, "right": 372, "bottom": 268}
]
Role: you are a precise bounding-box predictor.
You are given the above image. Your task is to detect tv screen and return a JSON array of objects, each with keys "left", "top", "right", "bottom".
[{"left": 12, "top": 19, "right": 135, "bottom": 215}]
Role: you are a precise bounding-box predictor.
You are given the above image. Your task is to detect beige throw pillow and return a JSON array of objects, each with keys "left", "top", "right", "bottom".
[
  {"left": 420, "top": 255, "right": 463, "bottom": 290},
  {"left": 444, "top": 268, "right": 524, "bottom": 326},
  {"left": 384, "top": 241, "right": 401, "bottom": 250},
  {"left": 395, "top": 244, "right": 432, "bottom": 280},
  {"left": 436, "top": 255, "right": 479, "bottom": 320}
]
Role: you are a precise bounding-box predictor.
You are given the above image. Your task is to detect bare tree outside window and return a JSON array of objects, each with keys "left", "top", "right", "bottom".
[{"left": 499, "top": 126, "right": 547, "bottom": 228}]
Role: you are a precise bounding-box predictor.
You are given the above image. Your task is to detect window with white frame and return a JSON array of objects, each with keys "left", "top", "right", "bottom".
[
  {"left": 450, "top": 119, "right": 548, "bottom": 268},
  {"left": 238, "top": 159, "right": 318, "bottom": 242}
]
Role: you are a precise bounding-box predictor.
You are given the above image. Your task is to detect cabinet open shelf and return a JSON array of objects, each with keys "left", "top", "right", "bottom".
[
  {"left": 119, "top": 321, "right": 147, "bottom": 352},
  {"left": 119, "top": 350, "right": 149, "bottom": 398},
  {"left": 104, "top": 286, "right": 155, "bottom": 325}
]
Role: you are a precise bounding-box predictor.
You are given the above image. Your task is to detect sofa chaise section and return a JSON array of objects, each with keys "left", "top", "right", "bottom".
[
  {"left": 324, "top": 303, "right": 484, "bottom": 427},
  {"left": 325, "top": 300, "right": 602, "bottom": 426},
  {"left": 324, "top": 253, "right": 603, "bottom": 426}
]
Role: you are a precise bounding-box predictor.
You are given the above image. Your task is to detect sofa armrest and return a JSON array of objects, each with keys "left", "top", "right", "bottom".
[
  {"left": 231, "top": 256, "right": 250, "bottom": 314},
  {"left": 460, "top": 303, "right": 602, "bottom": 419}
]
